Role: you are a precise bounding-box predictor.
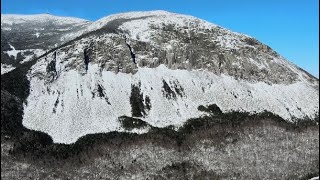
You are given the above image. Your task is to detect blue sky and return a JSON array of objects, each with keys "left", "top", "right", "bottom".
[{"left": 2, "top": 0, "right": 319, "bottom": 77}]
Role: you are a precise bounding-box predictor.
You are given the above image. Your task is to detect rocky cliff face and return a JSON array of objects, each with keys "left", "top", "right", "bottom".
[
  {"left": 1, "top": 11, "right": 319, "bottom": 179},
  {"left": 29, "top": 11, "right": 317, "bottom": 84}
]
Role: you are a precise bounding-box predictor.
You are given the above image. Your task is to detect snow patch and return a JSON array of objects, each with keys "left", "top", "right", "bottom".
[
  {"left": 248, "top": 58, "right": 266, "bottom": 69},
  {"left": 4, "top": 47, "right": 45, "bottom": 64},
  {"left": 1, "top": 64, "right": 15, "bottom": 74},
  {"left": 310, "top": 177, "right": 319, "bottom": 180},
  {"left": 20, "top": 49, "right": 45, "bottom": 64},
  {"left": 34, "top": 32, "right": 40, "bottom": 38},
  {"left": 6, "top": 44, "right": 19, "bottom": 59}
]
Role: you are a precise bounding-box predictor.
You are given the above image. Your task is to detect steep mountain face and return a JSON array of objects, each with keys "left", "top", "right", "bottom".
[
  {"left": 1, "top": 14, "right": 90, "bottom": 74},
  {"left": 1, "top": 11, "right": 319, "bottom": 179},
  {"left": 20, "top": 11, "right": 319, "bottom": 143}
]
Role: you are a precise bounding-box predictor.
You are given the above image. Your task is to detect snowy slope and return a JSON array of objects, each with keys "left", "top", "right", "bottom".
[
  {"left": 61, "top": 10, "right": 216, "bottom": 42},
  {"left": 1, "top": 14, "right": 88, "bottom": 26},
  {"left": 1, "top": 64, "right": 15, "bottom": 74},
  {"left": 19, "top": 11, "right": 319, "bottom": 144},
  {"left": 1, "top": 14, "right": 91, "bottom": 74},
  {"left": 24, "top": 63, "right": 318, "bottom": 144}
]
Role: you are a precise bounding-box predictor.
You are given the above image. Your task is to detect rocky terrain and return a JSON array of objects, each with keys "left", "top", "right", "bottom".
[{"left": 1, "top": 10, "right": 319, "bottom": 179}]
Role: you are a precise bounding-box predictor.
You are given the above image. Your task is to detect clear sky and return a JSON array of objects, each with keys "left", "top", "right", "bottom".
[{"left": 2, "top": 0, "right": 319, "bottom": 77}]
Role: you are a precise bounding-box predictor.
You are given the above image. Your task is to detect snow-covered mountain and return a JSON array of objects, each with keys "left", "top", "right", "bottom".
[
  {"left": 1, "top": 10, "right": 319, "bottom": 179},
  {"left": 6, "top": 10, "right": 315, "bottom": 144},
  {"left": 1, "top": 14, "right": 90, "bottom": 74}
]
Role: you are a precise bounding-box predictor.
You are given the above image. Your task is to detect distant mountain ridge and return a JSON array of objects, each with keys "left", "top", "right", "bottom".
[{"left": 1, "top": 13, "right": 90, "bottom": 74}]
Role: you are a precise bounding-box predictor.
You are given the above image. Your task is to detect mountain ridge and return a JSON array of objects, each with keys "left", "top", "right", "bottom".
[
  {"left": 1, "top": 10, "right": 319, "bottom": 179},
  {"left": 1, "top": 13, "right": 90, "bottom": 24},
  {"left": 1, "top": 11, "right": 318, "bottom": 79},
  {"left": 1, "top": 10, "right": 319, "bottom": 144},
  {"left": 2, "top": 10, "right": 317, "bottom": 143}
]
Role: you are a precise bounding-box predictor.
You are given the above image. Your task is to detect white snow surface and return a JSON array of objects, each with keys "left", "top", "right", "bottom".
[
  {"left": 61, "top": 10, "right": 218, "bottom": 43},
  {"left": 310, "top": 177, "right": 319, "bottom": 180},
  {"left": 24, "top": 62, "right": 319, "bottom": 144},
  {"left": 2, "top": 46, "right": 45, "bottom": 74},
  {"left": 6, "top": 44, "right": 19, "bottom": 59},
  {"left": 20, "top": 49, "right": 45, "bottom": 63},
  {"left": 1, "top": 14, "right": 89, "bottom": 26},
  {"left": 1, "top": 64, "right": 15, "bottom": 74},
  {"left": 4, "top": 46, "right": 45, "bottom": 64},
  {"left": 58, "top": 10, "right": 255, "bottom": 52},
  {"left": 34, "top": 32, "right": 40, "bottom": 38}
]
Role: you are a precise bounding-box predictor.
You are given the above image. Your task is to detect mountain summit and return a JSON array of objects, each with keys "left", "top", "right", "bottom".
[
  {"left": 1, "top": 10, "right": 319, "bottom": 179},
  {"left": 2, "top": 10, "right": 318, "bottom": 144}
]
